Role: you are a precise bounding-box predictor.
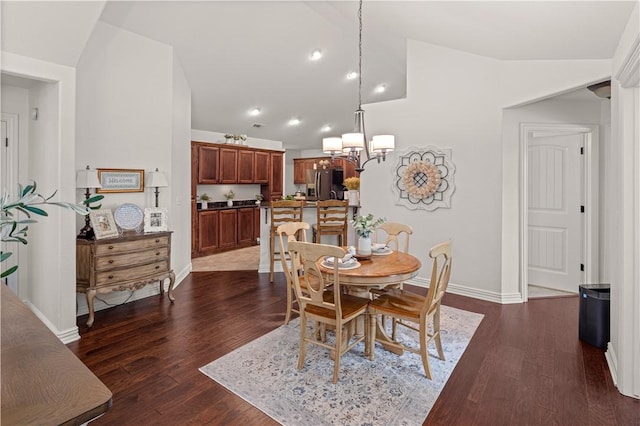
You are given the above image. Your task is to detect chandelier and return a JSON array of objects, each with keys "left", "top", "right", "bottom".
[{"left": 322, "top": 0, "right": 394, "bottom": 174}]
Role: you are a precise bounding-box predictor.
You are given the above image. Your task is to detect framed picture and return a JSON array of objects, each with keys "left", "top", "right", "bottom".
[
  {"left": 144, "top": 208, "right": 168, "bottom": 232},
  {"left": 89, "top": 209, "right": 119, "bottom": 240},
  {"left": 97, "top": 168, "right": 144, "bottom": 193}
]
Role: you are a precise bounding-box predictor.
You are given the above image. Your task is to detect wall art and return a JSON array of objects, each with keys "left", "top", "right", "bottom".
[
  {"left": 391, "top": 146, "right": 456, "bottom": 211},
  {"left": 97, "top": 169, "right": 144, "bottom": 193}
]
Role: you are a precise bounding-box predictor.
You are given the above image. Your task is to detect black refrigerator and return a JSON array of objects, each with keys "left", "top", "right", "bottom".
[{"left": 314, "top": 168, "right": 344, "bottom": 200}]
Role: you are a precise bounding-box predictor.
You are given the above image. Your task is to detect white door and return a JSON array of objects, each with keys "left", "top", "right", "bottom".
[
  {"left": 1, "top": 116, "right": 19, "bottom": 293},
  {"left": 527, "top": 130, "right": 583, "bottom": 293}
]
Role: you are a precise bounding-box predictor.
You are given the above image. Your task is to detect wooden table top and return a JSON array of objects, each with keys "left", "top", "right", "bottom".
[
  {"left": 318, "top": 250, "right": 422, "bottom": 288},
  {"left": 1, "top": 285, "right": 112, "bottom": 425}
]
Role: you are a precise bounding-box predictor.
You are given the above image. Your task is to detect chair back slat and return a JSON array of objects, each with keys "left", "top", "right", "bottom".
[{"left": 423, "top": 240, "right": 452, "bottom": 315}]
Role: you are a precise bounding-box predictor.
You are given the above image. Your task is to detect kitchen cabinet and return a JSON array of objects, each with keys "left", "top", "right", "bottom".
[
  {"left": 198, "top": 210, "right": 219, "bottom": 253},
  {"left": 219, "top": 148, "right": 238, "bottom": 184},
  {"left": 254, "top": 151, "right": 270, "bottom": 183},
  {"left": 219, "top": 209, "right": 238, "bottom": 248},
  {"left": 198, "top": 145, "right": 219, "bottom": 184},
  {"left": 191, "top": 200, "right": 198, "bottom": 256},
  {"left": 238, "top": 207, "right": 254, "bottom": 245},
  {"left": 293, "top": 156, "right": 359, "bottom": 185},
  {"left": 267, "top": 152, "right": 284, "bottom": 201},
  {"left": 238, "top": 150, "right": 254, "bottom": 184}
]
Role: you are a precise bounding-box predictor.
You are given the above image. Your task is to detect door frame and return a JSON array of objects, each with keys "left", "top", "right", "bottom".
[
  {"left": 519, "top": 123, "right": 599, "bottom": 301},
  {"left": 1, "top": 113, "right": 20, "bottom": 293}
]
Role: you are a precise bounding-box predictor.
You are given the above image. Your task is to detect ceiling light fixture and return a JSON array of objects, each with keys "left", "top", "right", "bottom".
[
  {"left": 346, "top": 71, "right": 358, "bottom": 80},
  {"left": 374, "top": 84, "right": 387, "bottom": 94},
  {"left": 322, "top": 0, "right": 394, "bottom": 174},
  {"left": 310, "top": 49, "right": 323, "bottom": 61},
  {"left": 321, "top": 125, "right": 332, "bottom": 132},
  {"left": 249, "top": 107, "right": 261, "bottom": 116},
  {"left": 289, "top": 118, "right": 301, "bottom": 126}
]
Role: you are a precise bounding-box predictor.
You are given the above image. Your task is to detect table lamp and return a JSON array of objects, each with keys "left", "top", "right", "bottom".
[
  {"left": 76, "top": 165, "right": 101, "bottom": 239},
  {"left": 146, "top": 168, "right": 168, "bottom": 208}
]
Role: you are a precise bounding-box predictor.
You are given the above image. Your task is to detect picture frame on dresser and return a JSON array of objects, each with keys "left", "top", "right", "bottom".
[
  {"left": 89, "top": 209, "right": 119, "bottom": 239},
  {"left": 96, "top": 168, "right": 144, "bottom": 193},
  {"left": 144, "top": 207, "right": 168, "bottom": 232}
]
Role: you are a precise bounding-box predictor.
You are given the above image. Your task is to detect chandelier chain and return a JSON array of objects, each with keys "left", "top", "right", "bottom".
[{"left": 358, "top": 0, "right": 363, "bottom": 109}]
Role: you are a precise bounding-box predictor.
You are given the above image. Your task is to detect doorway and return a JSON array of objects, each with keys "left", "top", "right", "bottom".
[{"left": 520, "top": 123, "right": 599, "bottom": 301}]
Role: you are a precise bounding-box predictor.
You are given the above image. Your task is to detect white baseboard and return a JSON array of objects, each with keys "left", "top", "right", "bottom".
[
  {"left": 605, "top": 343, "right": 619, "bottom": 388},
  {"left": 405, "top": 277, "right": 523, "bottom": 304},
  {"left": 76, "top": 264, "right": 191, "bottom": 317},
  {"left": 25, "top": 300, "right": 80, "bottom": 343}
]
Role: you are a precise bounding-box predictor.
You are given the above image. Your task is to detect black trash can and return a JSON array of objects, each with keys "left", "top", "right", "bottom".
[{"left": 578, "top": 284, "right": 610, "bottom": 349}]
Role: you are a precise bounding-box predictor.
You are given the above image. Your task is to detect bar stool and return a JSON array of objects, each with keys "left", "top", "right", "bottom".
[
  {"left": 270, "top": 200, "right": 304, "bottom": 282},
  {"left": 312, "top": 200, "right": 349, "bottom": 246}
]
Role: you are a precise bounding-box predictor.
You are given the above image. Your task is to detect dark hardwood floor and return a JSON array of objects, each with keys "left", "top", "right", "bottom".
[{"left": 68, "top": 271, "right": 639, "bottom": 425}]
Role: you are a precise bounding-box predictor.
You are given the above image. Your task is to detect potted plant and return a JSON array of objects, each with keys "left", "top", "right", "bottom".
[
  {"left": 199, "top": 193, "right": 211, "bottom": 209},
  {"left": 343, "top": 177, "right": 360, "bottom": 206},
  {"left": 350, "top": 213, "right": 384, "bottom": 255},
  {"left": 255, "top": 194, "right": 263, "bottom": 206},
  {"left": 225, "top": 190, "right": 235, "bottom": 207}
]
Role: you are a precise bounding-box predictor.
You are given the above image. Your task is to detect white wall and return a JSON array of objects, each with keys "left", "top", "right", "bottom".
[
  {"left": 362, "top": 39, "right": 610, "bottom": 303},
  {"left": 75, "top": 21, "right": 185, "bottom": 315}
]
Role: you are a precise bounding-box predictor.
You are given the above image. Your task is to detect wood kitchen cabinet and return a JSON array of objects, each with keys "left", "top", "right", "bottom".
[
  {"left": 218, "top": 209, "right": 238, "bottom": 249},
  {"left": 293, "top": 156, "right": 359, "bottom": 184},
  {"left": 198, "top": 145, "right": 220, "bottom": 184},
  {"left": 219, "top": 148, "right": 238, "bottom": 184},
  {"left": 268, "top": 152, "right": 284, "bottom": 200},
  {"left": 254, "top": 151, "right": 270, "bottom": 183},
  {"left": 237, "top": 207, "right": 254, "bottom": 245},
  {"left": 237, "top": 150, "right": 254, "bottom": 184},
  {"left": 198, "top": 210, "right": 219, "bottom": 253}
]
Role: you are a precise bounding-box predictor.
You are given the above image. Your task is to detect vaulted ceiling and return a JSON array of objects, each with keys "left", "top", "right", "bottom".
[{"left": 2, "top": 1, "right": 636, "bottom": 149}]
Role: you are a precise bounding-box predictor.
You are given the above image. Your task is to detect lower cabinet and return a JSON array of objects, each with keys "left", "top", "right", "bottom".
[{"left": 196, "top": 206, "right": 259, "bottom": 256}]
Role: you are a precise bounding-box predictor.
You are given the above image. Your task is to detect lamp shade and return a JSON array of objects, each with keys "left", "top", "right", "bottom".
[
  {"left": 146, "top": 169, "right": 168, "bottom": 188},
  {"left": 322, "top": 137, "right": 342, "bottom": 154},
  {"left": 76, "top": 167, "right": 101, "bottom": 189},
  {"left": 341, "top": 132, "right": 365, "bottom": 152},
  {"left": 371, "top": 135, "right": 395, "bottom": 153}
]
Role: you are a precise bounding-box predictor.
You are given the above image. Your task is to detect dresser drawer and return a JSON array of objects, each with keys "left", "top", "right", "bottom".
[
  {"left": 95, "top": 236, "right": 169, "bottom": 255},
  {"left": 95, "top": 247, "right": 169, "bottom": 270},
  {"left": 95, "top": 260, "right": 169, "bottom": 286}
]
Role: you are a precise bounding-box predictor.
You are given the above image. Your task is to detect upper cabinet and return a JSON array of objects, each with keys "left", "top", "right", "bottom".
[
  {"left": 219, "top": 148, "right": 238, "bottom": 184},
  {"left": 237, "top": 150, "right": 255, "bottom": 184},
  {"left": 197, "top": 145, "right": 220, "bottom": 184},
  {"left": 269, "top": 152, "right": 284, "bottom": 200},
  {"left": 293, "top": 157, "right": 358, "bottom": 184},
  {"left": 254, "top": 151, "right": 270, "bottom": 184}
]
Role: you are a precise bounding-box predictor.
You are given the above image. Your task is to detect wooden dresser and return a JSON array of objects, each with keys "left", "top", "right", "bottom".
[{"left": 76, "top": 231, "right": 175, "bottom": 327}]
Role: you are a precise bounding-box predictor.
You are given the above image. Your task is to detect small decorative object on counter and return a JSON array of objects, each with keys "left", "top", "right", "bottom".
[
  {"left": 351, "top": 213, "right": 385, "bottom": 255},
  {"left": 225, "top": 190, "right": 235, "bottom": 207},
  {"left": 255, "top": 194, "right": 263, "bottom": 206},
  {"left": 344, "top": 177, "right": 360, "bottom": 206},
  {"left": 199, "top": 193, "right": 211, "bottom": 209}
]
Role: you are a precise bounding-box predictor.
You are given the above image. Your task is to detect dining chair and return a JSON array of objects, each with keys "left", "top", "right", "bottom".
[
  {"left": 376, "top": 222, "right": 413, "bottom": 253},
  {"left": 277, "top": 221, "right": 310, "bottom": 325},
  {"left": 312, "top": 200, "right": 349, "bottom": 246},
  {"left": 368, "top": 240, "right": 452, "bottom": 379},
  {"left": 287, "top": 241, "right": 370, "bottom": 383},
  {"left": 269, "top": 200, "right": 304, "bottom": 282}
]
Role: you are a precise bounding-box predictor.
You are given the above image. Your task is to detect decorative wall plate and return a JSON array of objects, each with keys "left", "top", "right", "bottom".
[{"left": 114, "top": 203, "right": 144, "bottom": 230}]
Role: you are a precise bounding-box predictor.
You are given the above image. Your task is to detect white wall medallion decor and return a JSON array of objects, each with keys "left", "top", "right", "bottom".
[{"left": 391, "top": 146, "right": 456, "bottom": 211}]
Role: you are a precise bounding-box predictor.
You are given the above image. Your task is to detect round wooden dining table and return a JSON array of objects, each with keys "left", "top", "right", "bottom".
[{"left": 318, "top": 249, "right": 422, "bottom": 355}]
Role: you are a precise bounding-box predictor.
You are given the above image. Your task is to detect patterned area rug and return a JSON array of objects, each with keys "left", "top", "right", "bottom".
[{"left": 200, "top": 305, "right": 483, "bottom": 425}]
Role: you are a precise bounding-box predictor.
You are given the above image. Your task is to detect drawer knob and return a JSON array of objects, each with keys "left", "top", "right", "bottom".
[
  {"left": 108, "top": 260, "right": 114, "bottom": 264},
  {"left": 156, "top": 252, "right": 160, "bottom": 256},
  {"left": 108, "top": 245, "right": 114, "bottom": 250},
  {"left": 155, "top": 239, "right": 160, "bottom": 243},
  {"left": 108, "top": 275, "right": 114, "bottom": 279},
  {"left": 155, "top": 265, "right": 160, "bottom": 270}
]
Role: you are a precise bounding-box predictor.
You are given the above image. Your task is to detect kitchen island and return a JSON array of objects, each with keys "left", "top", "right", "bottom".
[{"left": 257, "top": 201, "right": 359, "bottom": 274}]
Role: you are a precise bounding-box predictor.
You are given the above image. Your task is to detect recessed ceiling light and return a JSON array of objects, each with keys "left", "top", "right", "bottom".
[
  {"left": 321, "top": 125, "right": 332, "bottom": 132},
  {"left": 375, "top": 84, "right": 387, "bottom": 94},
  {"left": 310, "top": 49, "right": 322, "bottom": 61},
  {"left": 346, "top": 71, "right": 358, "bottom": 80},
  {"left": 288, "top": 118, "right": 301, "bottom": 126},
  {"left": 249, "top": 107, "right": 261, "bottom": 116}
]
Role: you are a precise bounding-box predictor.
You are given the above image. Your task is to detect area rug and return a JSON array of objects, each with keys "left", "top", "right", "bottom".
[{"left": 199, "top": 305, "right": 483, "bottom": 425}]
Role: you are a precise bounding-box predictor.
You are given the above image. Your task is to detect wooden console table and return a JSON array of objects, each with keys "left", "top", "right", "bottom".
[
  {"left": 76, "top": 231, "right": 176, "bottom": 327},
  {"left": 1, "top": 285, "right": 112, "bottom": 424}
]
